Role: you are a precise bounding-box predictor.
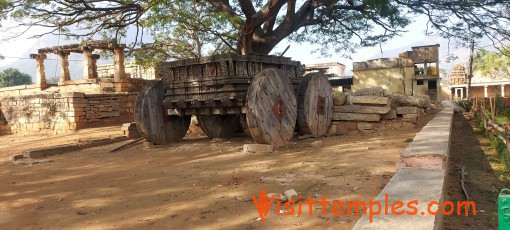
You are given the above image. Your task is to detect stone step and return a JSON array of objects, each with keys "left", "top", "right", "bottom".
[
  {"left": 332, "top": 113, "right": 381, "bottom": 122},
  {"left": 334, "top": 105, "right": 391, "bottom": 114},
  {"left": 397, "top": 106, "right": 419, "bottom": 115},
  {"left": 349, "top": 96, "right": 390, "bottom": 106}
]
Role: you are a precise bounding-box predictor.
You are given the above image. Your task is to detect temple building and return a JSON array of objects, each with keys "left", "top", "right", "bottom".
[{"left": 448, "top": 64, "right": 510, "bottom": 99}]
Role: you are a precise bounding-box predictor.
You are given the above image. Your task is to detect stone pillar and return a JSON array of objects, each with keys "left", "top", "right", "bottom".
[
  {"left": 466, "top": 87, "right": 469, "bottom": 100},
  {"left": 460, "top": 88, "right": 464, "bottom": 99},
  {"left": 92, "top": 54, "right": 101, "bottom": 79},
  {"left": 58, "top": 52, "right": 71, "bottom": 84},
  {"left": 83, "top": 49, "right": 95, "bottom": 79},
  {"left": 502, "top": 84, "right": 505, "bottom": 97},
  {"left": 31, "top": 53, "right": 47, "bottom": 88},
  {"left": 484, "top": 85, "right": 488, "bottom": 98},
  {"left": 454, "top": 88, "right": 458, "bottom": 99},
  {"left": 113, "top": 48, "right": 126, "bottom": 79}
]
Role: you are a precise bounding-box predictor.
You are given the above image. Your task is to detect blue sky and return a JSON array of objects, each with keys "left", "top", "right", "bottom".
[{"left": 0, "top": 14, "right": 475, "bottom": 80}]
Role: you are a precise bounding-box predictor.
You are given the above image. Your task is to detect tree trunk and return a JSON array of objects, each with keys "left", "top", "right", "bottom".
[
  {"left": 238, "top": 32, "right": 284, "bottom": 55},
  {"left": 238, "top": 24, "right": 254, "bottom": 55},
  {"left": 468, "top": 39, "right": 474, "bottom": 99}
]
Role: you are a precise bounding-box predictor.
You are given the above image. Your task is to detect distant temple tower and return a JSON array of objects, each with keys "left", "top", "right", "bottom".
[{"left": 449, "top": 64, "right": 468, "bottom": 85}]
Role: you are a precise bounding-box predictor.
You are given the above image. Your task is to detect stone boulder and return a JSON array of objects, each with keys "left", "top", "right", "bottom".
[
  {"left": 333, "top": 92, "right": 348, "bottom": 106},
  {"left": 352, "top": 87, "right": 387, "bottom": 97}
]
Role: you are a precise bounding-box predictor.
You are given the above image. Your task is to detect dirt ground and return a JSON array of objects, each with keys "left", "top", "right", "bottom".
[
  {"left": 0, "top": 127, "right": 124, "bottom": 163},
  {"left": 443, "top": 113, "right": 510, "bottom": 229},
  {"left": 0, "top": 116, "right": 435, "bottom": 230}
]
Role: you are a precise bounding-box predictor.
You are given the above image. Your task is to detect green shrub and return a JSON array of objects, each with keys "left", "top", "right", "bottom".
[
  {"left": 488, "top": 135, "right": 510, "bottom": 171},
  {"left": 454, "top": 100, "right": 472, "bottom": 111},
  {"left": 478, "top": 114, "right": 510, "bottom": 170}
]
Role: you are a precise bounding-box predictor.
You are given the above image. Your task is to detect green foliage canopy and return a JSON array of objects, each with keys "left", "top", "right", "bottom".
[
  {"left": 1, "top": 0, "right": 510, "bottom": 62},
  {"left": 0, "top": 68, "right": 32, "bottom": 87},
  {"left": 474, "top": 48, "right": 510, "bottom": 79}
]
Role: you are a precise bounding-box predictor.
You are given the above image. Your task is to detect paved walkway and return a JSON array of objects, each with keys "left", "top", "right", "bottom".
[{"left": 354, "top": 103, "right": 454, "bottom": 229}]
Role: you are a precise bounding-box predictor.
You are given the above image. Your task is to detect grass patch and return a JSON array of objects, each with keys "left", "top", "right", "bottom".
[
  {"left": 495, "top": 116, "right": 510, "bottom": 125},
  {"left": 475, "top": 114, "right": 510, "bottom": 170},
  {"left": 404, "top": 138, "right": 413, "bottom": 143}
]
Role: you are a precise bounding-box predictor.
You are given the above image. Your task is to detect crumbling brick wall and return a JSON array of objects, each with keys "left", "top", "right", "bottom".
[
  {"left": 0, "top": 92, "right": 137, "bottom": 135},
  {"left": 74, "top": 93, "right": 137, "bottom": 127}
]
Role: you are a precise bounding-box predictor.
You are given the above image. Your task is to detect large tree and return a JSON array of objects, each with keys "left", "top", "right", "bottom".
[
  {"left": 473, "top": 48, "right": 510, "bottom": 79},
  {"left": 1, "top": 0, "right": 510, "bottom": 58},
  {"left": 0, "top": 68, "right": 32, "bottom": 87},
  {"left": 133, "top": 1, "right": 237, "bottom": 65}
]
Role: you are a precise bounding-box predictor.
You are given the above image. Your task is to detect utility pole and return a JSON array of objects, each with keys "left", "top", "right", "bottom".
[{"left": 467, "top": 39, "right": 474, "bottom": 100}]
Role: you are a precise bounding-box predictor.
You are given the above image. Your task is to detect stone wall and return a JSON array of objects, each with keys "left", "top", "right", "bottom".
[
  {"left": 0, "top": 92, "right": 137, "bottom": 135},
  {"left": 353, "top": 58, "right": 414, "bottom": 71},
  {"left": 352, "top": 64, "right": 415, "bottom": 95},
  {"left": 0, "top": 78, "right": 151, "bottom": 97},
  {"left": 0, "top": 84, "right": 57, "bottom": 97}
]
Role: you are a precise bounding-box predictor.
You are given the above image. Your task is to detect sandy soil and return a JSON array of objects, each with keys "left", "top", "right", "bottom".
[
  {"left": 0, "top": 127, "right": 124, "bottom": 163},
  {"left": 0, "top": 118, "right": 434, "bottom": 230},
  {"left": 443, "top": 113, "right": 510, "bottom": 229}
]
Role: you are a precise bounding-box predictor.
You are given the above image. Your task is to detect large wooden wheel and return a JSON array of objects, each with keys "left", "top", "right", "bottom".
[
  {"left": 245, "top": 69, "right": 297, "bottom": 147},
  {"left": 297, "top": 72, "right": 333, "bottom": 135},
  {"left": 197, "top": 115, "right": 240, "bottom": 138},
  {"left": 163, "top": 115, "right": 191, "bottom": 143},
  {"left": 134, "top": 81, "right": 190, "bottom": 144}
]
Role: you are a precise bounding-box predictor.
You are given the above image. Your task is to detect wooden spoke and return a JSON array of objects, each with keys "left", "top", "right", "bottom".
[
  {"left": 245, "top": 69, "right": 297, "bottom": 147},
  {"left": 297, "top": 72, "right": 333, "bottom": 135}
]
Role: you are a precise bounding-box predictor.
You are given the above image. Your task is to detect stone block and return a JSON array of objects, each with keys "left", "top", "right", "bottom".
[
  {"left": 394, "top": 95, "right": 420, "bottom": 106},
  {"left": 99, "top": 111, "right": 121, "bottom": 117},
  {"left": 243, "top": 144, "right": 274, "bottom": 154},
  {"left": 60, "top": 92, "right": 85, "bottom": 98},
  {"left": 349, "top": 96, "right": 389, "bottom": 106},
  {"left": 397, "top": 106, "right": 419, "bottom": 115},
  {"left": 357, "top": 122, "right": 374, "bottom": 130},
  {"left": 403, "top": 114, "right": 419, "bottom": 119},
  {"left": 68, "top": 98, "right": 89, "bottom": 104},
  {"left": 333, "top": 113, "right": 381, "bottom": 122},
  {"left": 382, "top": 109, "right": 397, "bottom": 120},
  {"left": 334, "top": 105, "right": 391, "bottom": 114},
  {"left": 401, "top": 108, "right": 453, "bottom": 162},
  {"left": 284, "top": 189, "right": 299, "bottom": 201},
  {"left": 352, "top": 87, "right": 387, "bottom": 97},
  {"left": 333, "top": 93, "right": 348, "bottom": 106},
  {"left": 66, "top": 116, "right": 82, "bottom": 123},
  {"left": 353, "top": 167, "right": 445, "bottom": 230},
  {"left": 267, "top": 193, "right": 288, "bottom": 203}
]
